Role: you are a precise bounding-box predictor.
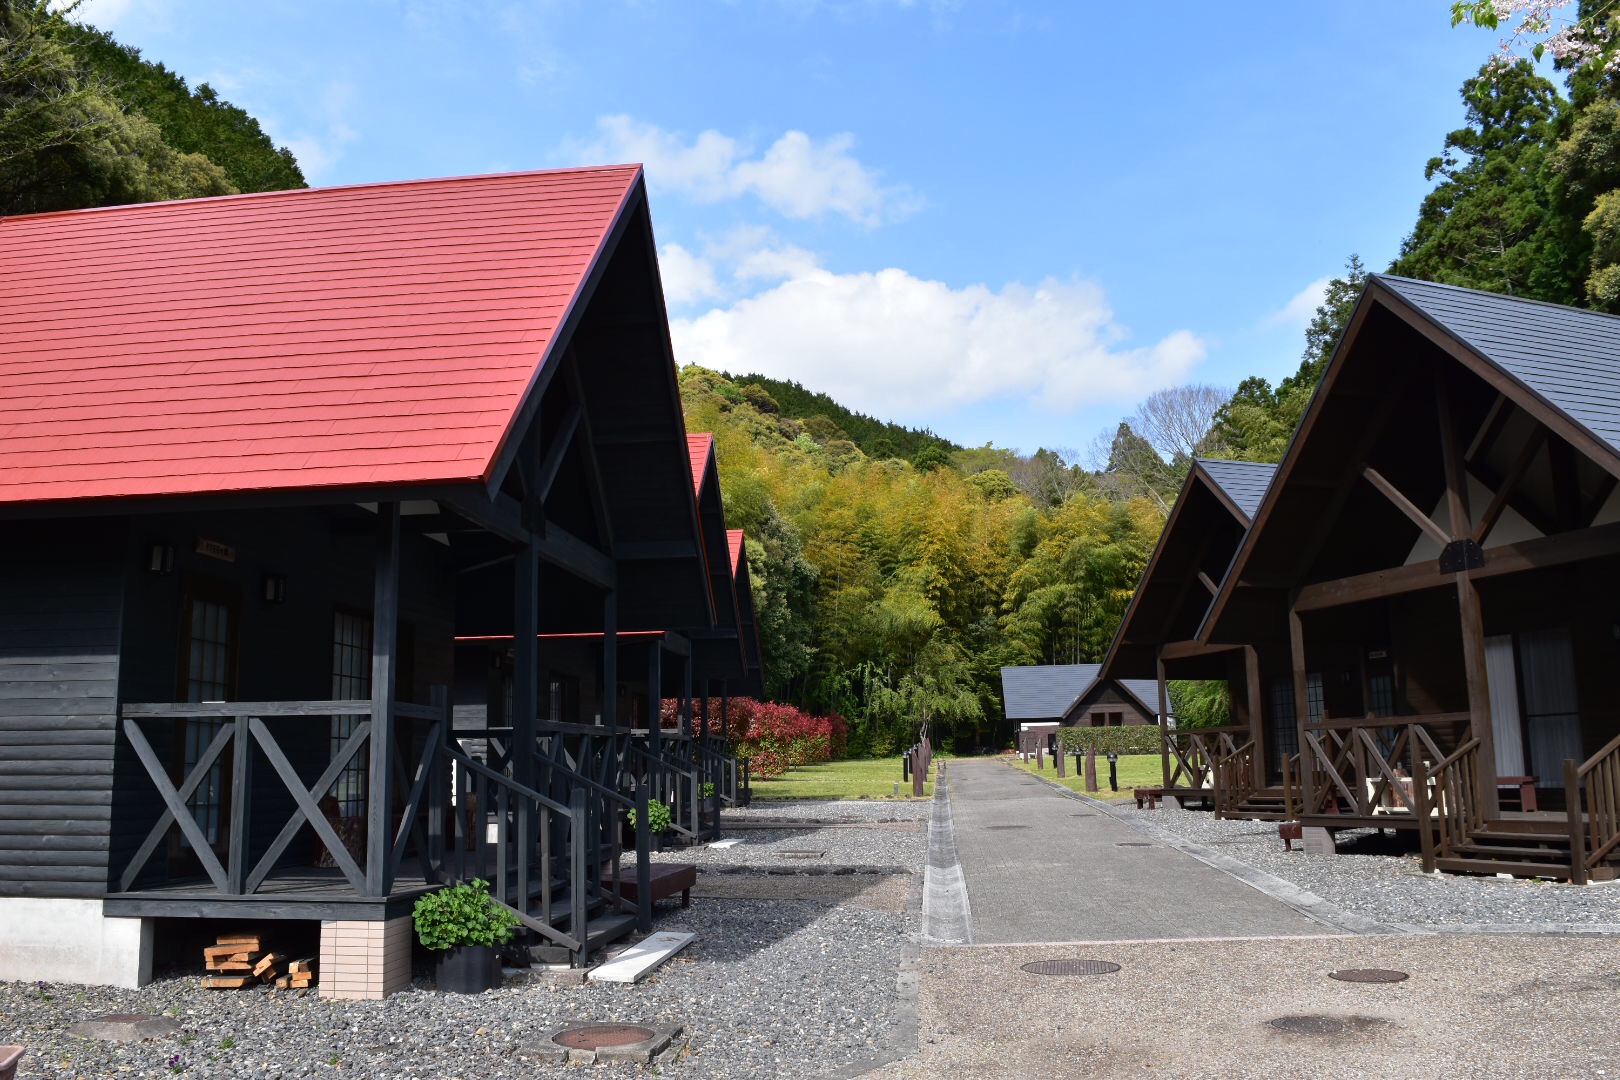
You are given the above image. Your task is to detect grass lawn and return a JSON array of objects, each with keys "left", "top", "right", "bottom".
[
  {"left": 750, "top": 755, "right": 936, "bottom": 801},
  {"left": 1009, "top": 752, "right": 1163, "bottom": 797}
]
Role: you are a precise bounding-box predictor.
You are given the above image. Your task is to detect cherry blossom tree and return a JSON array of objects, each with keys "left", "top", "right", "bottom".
[{"left": 1452, "top": 1, "right": 1620, "bottom": 72}]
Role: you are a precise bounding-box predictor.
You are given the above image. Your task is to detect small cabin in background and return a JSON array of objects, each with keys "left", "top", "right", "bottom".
[{"left": 999, "top": 663, "right": 1157, "bottom": 754}]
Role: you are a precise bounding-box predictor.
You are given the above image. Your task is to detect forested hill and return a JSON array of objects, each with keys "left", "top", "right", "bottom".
[
  {"left": 0, "top": 2, "right": 303, "bottom": 217},
  {"left": 680, "top": 365, "right": 1163, "bottom": 754},
  {"left": 719, "top": 372, "right": 959, "bottom": 467}
]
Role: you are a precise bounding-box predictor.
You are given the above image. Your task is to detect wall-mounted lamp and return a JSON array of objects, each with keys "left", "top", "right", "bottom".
[
  {"left": 148, "top": 543, "right": 174, "bottom": 574},
  {"left": 262, "top": 573, "right": 287, "bottom": 603}
]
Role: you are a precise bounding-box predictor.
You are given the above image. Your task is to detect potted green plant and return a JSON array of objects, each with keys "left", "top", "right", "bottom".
[
  {"left": 700, "top": 782, "right": 720, "bottom": 827},
  {"left": 626, "top": 800, "right": 673, "bottom": 849},
  {"left": 412, "top": 878, "right": 520, "bottom": 994}
]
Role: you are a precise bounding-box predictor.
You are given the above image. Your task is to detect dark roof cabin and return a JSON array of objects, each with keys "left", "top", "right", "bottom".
[
  {"left": 1000, "top": 664, "right": 1157, "bottom": 751},
  {"left": 1099, "top": 459, "right": 1283, "bottom": 813},
  {"left": 1201, "top": 274, "right": 1620, "bottom": 882},
  {"left": 0, "top": 166, "right": 723, "bottom": 987}
]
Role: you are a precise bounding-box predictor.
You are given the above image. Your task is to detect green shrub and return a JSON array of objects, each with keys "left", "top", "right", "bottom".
[
  {"left": 1056, "top": 726, "right": 1161, "bottom": 755},
  {"left": 411, "top": 878, "right": 519, "bottom": 951},
  {"left": 700, "top": 782, "right": 716, "bottom": 798},
  {"left": 626, "top": 800, "right": 673, "bottom": 833}
]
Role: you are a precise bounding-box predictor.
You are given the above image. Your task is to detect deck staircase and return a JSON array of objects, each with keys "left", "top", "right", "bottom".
[{"left": 1224, "top": 787, "right": 1293, "bottom": 820}]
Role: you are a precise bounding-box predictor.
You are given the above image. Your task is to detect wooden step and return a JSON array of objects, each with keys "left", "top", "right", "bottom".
[
  {"left": 1452, "top": 842, "right": 1572, "bottom": 861},
  {"left": 526, "top": 913, "right": 637, "bottom": 965},
  {"left": 1434, "top": 857, "right": 1572, "bottom": 879}
]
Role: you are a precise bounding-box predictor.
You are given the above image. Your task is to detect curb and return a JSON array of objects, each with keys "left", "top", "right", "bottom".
[{"left": 920, "top": 762, "right": 974, "bottom": 946}]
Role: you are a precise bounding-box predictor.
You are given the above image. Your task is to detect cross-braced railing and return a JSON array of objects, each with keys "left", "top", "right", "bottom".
[
  {"left": 117, "top": 696, "right": 447, "bottom": 898},
  {"left": 1301, "top": 714, "right": 1459, "bottom": 819},
  {"left": 1215, "top": 739, "right": 1256, "bottom": 818},
  {"left": 1162, "top": 725, "right": 1246, "bottom": 796},
  {"left": 1566, "top": 732, "right": 1620, "bottom": 885}
]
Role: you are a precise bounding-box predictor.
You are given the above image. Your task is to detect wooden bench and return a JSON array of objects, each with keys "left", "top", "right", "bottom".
[
  {"left": 1134, "top": 788, "right": 1163, "bottom": 810},
  {"left": 1279, "top": 822, "right": 1303, "bottom": 851},
  {"left": 600, "top": 863, "right": 697, "bottom": 908}
]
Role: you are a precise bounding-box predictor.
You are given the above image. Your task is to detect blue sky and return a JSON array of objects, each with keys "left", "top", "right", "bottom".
[{"left": 78, "top": 0, "right": 1527, "bottom": 456}]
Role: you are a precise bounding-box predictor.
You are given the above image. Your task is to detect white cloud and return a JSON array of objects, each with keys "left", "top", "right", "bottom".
[
  {"left": 1266, "top": 276, "right": 1331, "bottom": 330},
  {"left": 671, "top": 266, "right": 1205, "bottom": 419},
  {"left": 61, "top": 0, "right": 169, "bottom": 32},
  {"left": 658, "top": 243, "right": 724, "bottom": 306},
  {"left": 280, "top": 83, "right": 359, "bottom": 183},
  {"left": 571, "top": 115, "right": 916, "bottom": 225}
]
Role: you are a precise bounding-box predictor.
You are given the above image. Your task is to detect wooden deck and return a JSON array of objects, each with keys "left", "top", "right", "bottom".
[{"left": 104, "top": 863, "right": 440, "bottom": 921}]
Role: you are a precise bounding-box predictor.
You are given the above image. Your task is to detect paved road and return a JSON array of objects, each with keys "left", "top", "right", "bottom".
[{"left": 948, "top": 757, "right": 1327, "bottom": 942}]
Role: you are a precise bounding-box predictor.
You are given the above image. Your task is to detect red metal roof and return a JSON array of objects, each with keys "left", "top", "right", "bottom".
[
  {"left": 685, "top": 433, "right": 713, "bottom": 496},
  {"left": 0, "top": 166, "right": 642, "bottom": 506},
  {"left": 728, "top": 529, "right": 745, "bottom": 574}
]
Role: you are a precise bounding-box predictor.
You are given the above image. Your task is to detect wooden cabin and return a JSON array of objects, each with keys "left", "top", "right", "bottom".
[
  {"left": 1198, "top": 275, "right": 1620, "bottom": 882},
  {"left": 0, "top": 166, "right": 736, "bottom": 990},
  {"left": 1000, "top": 664, "right": 1157, "bottom": 753},
  {"left": 1100, "top": 459, "right": 1285, "bottom": 815}
]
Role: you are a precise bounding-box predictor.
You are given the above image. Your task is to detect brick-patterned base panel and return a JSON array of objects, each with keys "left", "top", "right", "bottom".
[{"left": 318, "top": 916, "right": 412, "bottom": 1000}]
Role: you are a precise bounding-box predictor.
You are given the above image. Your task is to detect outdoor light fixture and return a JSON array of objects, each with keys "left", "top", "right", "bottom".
[
  {"left": 262, "top": 573, "right": 287, "bottom": 603},
  {"left": 148, "top": 543, "right": 174, "bottom": 574}
]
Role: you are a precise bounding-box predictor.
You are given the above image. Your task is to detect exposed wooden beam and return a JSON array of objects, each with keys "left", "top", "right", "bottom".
[
  {"left": 1157, "top": 640, "right": 1243, "bottom": 661},
  {"left": 538, "top": 525, "right": 616, "bottom": 589},
  {"left": 535, "top": 402, "right": 583, "bottom": 503},
  {"left": 1435, "top": 373, "right": 1471, "bottom": 539},
  {"left": 1196, "top": 570, "right": 1219, "bottom": 597},
  {"left": 366, "top": 502, "right": 400, "bottom": 898},
  {"left": 1294, "top": 519, "right": 1620, "bottom": 613},
  {"left": 1361, "top": 464, "right": 1450, "bottom": 546},
  {"left": 1465, "top": 392, "right": 1509, "bottom": 461},
  {"left": 1294, "top": 561, "right": 1445, "bottom": 613},
  {"left": 560, "top": 352, "right": 618, "bottom": 553},
  {"left": 1473, "top": 428, "right": 1545, "bottom": 545},
  {"left": 616, "top": 540, "right": 699, "bottom": 561}
]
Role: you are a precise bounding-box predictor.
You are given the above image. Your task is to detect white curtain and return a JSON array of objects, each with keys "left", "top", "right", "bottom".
[{"left": 1484, "top": 634, "right": 1525, "bottom": 777}]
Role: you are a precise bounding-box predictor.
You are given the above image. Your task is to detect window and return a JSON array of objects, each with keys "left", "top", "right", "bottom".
[
  {"left": 1268, "top": 676, "right": 1300, "bottom": 763},
  {"left": 179, "top": 588, "right": 237, "bottom": 852},
  {"left": 331, "top": 611, "right": 372, "bottom": 818},
  {"left": 1367, "top": 674, "right": 1394, "bottom": 718},
  {"left": 1305, "top": 673, "right": 1325, "bottom": 724}
]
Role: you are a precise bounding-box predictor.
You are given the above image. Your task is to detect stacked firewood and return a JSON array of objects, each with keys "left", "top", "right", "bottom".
[{"left": 201, "top": 934, "right": 315, "bottom": 990}]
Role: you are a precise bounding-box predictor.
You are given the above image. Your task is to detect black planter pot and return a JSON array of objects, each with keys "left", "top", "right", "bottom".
[{"left": 434, "top": 944, "right": 501, "bottom": 994}]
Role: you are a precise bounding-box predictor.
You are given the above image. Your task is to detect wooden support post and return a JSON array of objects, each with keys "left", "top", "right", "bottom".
[
  {"left": 1055, "top": 741, "right": 1066, "bottom": 777},
  {"left": 1288, "top": 598, "right": 1313, "bottom": 820},
  {"left": 366, "top": 502, "right": 401, "bottom": 897},
  {"left": 1084, "top": 747, "right": 1098, "bottom": 793},
  {"left": 1245, "top": 645, "right": 1266, "bottom": 787},
  {"left": 681, "top": 655, "right": 693, "bottom": 737},
  {"left": 511, "top": 536, "right": 539, "bottom": 787},
  {"left": 426, "top": 686, "right": 450, "bottom": 880},
  {"left": 720, "top": 682, "right": 730, "bottom": 745},
  {"left": 601, "top": 588, "right": 618, "bottom": 727},
  {"left": 1156, "top": 653, "right": 1172, "bottom": 792},
  {"left": 1457, "top": 574, "right": 1500, "bottom": 817},
  {"left": 647, "top": 643, "right": 662, "bottom": 759},
  {"left": 699, "top": 685, "right": 710, "bottom": 744},
  {"left": 227, "top": 714, "right": 252, "bottom": 895}
]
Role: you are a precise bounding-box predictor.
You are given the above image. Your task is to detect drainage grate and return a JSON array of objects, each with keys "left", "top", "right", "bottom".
[
  {"left": 552, "top": 1025, "right": 657, "bottom": 1050},
  {"left": 1070, "top": 813, "right": 1093, "bottom": 818},
  {"left": 987, "top": 825, "right": 1028, "bottom": 830},
  {"left": 1268, "top": 1015, "right": 1346, "bottom": 1036},
  {"left": 1329, "top": 968, "right": 1409, "bottom": 984},
  {"left": 1115, "top": 842, "right": 1151, "bottom": 847},
  {"left": 777, "top": 850, "right": 826, "bottom": 859},
  {"left": 1020, "top": 959, "right": 1121, "bottom": 976}
]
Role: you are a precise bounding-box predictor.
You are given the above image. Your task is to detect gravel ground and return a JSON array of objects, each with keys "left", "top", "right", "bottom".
[
  {"left": 1098, "top": 795, "right": 1620, "bottom": 930},
  {"left": 0, "top": 800, "right": 925, "bottom": 1080},
  {"left": 724, "top": 800, "right": 933, "bottom": 823}
]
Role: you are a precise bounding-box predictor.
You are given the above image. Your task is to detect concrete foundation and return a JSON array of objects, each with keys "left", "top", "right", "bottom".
[
  {"left": 1302, "top": 826, "right": 1338, "bottom": 855},
  {"left": 318, "top": 916, "right": 412, "bottom": 999},
  {"left": 0, "top": 898, "right": 152, "bottom": 988}
]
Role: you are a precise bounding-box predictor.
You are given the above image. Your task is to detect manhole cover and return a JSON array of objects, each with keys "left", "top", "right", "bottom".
[
  {"left": 1115, "top": 842, "right": 1151, "bottom": 847},
  {"left": 987, "top": 825, "right": 1028, "bottom": 830},
  {"left": 1020, "top": 959, "right": 1121, "bottom": 976},
  {"left": 552, "top": 1025, "right": 657, "bottom": 1050},
  {"left": 1268, "top": 1015, "right": 1347, "bottom": 1036},
  {"left": 778, "top": 850, "right": 825, "bottom": 859},
  {"left": 1329, "top": 968, "right": 1409, "bottom": 984}
]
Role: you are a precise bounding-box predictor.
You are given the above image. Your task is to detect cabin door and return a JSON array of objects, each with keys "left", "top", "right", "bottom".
[
  {"left": 171, "top": 579, "right": 240, "bottom": 873},
  {"left": 1484, "top": 635, "right": 1526, "bottom": 778},
  {"left": 1517, "top": 628, "right": 1583, "bottom": 795}
]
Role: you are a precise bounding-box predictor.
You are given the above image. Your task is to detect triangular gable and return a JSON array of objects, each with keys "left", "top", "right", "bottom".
[
  {"left": 0, "top": 166, "right": 642, "bottom": 507},
  {"left": 1099, "top": 459, "right": 1274, "bottom": 680},
  {"left": 729, "top": 529, "right": 765, "bottom": 694},
  {"left": 1203, "top": 274, "right": 1620, "bottom": 643}
]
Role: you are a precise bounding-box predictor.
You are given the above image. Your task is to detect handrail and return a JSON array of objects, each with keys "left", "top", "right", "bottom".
[
  {"left": 1303, "top": 712, "right": 1468, "bottom": 733},
  {"left": 1415, "top": 736, "right": 1481, "bottom": 872},
  {"left": 122, "top": 699, "right": 375, "bottom": 717},
  {"left": 1569, "top": 732, "right": 1620, "bottom": 884}
]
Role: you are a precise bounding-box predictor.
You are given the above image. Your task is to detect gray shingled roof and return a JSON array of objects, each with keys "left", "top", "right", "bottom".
[
  {"left": 1377, "top": 275, "right": 1620, "bottom": 458},
  {"left": 1000, "top": 664, "right": 1159, "bottom": 720},
  {"left": 1196, "top": 458, "right": 1276, "bottom": 522}
]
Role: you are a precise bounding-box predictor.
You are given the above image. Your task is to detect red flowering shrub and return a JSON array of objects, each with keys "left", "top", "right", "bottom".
[{"left": 653, "top": 697, "right": 844, "bottom": 777}]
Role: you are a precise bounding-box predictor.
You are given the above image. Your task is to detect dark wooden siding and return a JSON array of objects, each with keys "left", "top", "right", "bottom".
[
  {"left": 1064, "top": 683, "right": 1154, "bottom": 726},
  {"left": 0, "top": 519, "right": 127, "bottom": 898}
]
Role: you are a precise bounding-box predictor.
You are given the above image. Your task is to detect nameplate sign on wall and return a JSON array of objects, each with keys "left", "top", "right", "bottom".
[{"left": 195, "top": 538, "right": 237, "bottom": 563}]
